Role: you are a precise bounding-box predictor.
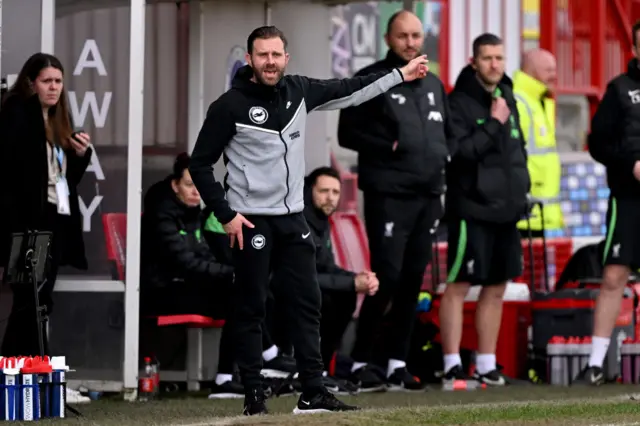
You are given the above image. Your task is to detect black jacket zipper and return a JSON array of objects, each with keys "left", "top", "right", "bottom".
[{"left": 280, "top": 132, "right": 291, "bottom": 214}]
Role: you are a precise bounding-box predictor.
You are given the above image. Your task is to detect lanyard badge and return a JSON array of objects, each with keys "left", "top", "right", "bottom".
[{"left": 53, "top": 146, "right": 71, "bottom": 216}]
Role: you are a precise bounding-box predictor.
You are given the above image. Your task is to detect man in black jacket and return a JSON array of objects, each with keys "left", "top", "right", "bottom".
[
  {"left": 440, "top": 33, "right": 530, "bottom": 387},
  {"left": 337, "top": 11, "right": 455, "bottom": 391},
  {"left": 189, "top": 25, "right": 429, "bottom": 415},
  {"left": 140, "top": 153, "right": 240, "bottom": 398},
  {"left": 303, "top": 167, "right": 379, "bottom": 393},
  {"left": 576, "top": 20, "right": 640, "bottom": 386}
]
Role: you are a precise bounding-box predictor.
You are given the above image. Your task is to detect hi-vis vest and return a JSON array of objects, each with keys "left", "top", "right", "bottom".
[{"left": 513, "top": 71, "right": 564, "bottom": 233}]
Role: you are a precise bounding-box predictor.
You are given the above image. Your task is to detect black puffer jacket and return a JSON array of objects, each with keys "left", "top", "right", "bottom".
[
  {"left": 141, "top": 178, "right": 233, "bottom": 291},
  {"left": 446, "top": 65, "right": 530, "bottom": 223},
  {"left": 337, "top": 50, "right": 455, "bottom": 196},
  {"left": 589, "top": 58, "right": 640, "bottom": 198}
]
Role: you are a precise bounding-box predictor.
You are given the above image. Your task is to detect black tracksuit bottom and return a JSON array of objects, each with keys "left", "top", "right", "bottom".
[
  {"left": 232, "top": 212, "right": 323, "bottom": 393},
  {"left": 352, "top": 193, "right": 442, "bottom": 364},
  {"left": 265, "top": 287, "right": 356, "bottom": 370}
]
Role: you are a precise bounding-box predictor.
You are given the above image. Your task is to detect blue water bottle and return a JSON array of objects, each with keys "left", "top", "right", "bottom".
[
  {"left": 50, "top": 356, "right": 69, "bottom": 418},
  {"left": 19, "top": 367, "right": 40, "bottom": 420},
  {"left": 0, "top": 357, "right": 19, "bottom": 421}
]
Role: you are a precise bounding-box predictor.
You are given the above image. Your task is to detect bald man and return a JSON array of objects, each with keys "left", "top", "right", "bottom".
[
  {"left": 338, "top": 10, "right": 459, "bottom": 392},
  {"left": 513, "top": 49, "right": 564, "bottom": 240}
]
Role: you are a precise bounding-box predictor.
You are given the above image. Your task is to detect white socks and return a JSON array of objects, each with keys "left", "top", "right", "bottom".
[
  {"left": 443, "top": 353, "right": 462, "bottom": 373},
  {"left": 262, "top": 345, "right": 278, "bottom": 362},
  {"left": 215, "top": 373, "right": 232, "bottom": 385},
  {"left": 387, "top": 359, "right": 406, "bottom": 378},
  {"left": 475, "top": 353, "right": 496, "bottom": 375},
  {"left": 588, "top": 336, "right": 610, "bottom": 368}
]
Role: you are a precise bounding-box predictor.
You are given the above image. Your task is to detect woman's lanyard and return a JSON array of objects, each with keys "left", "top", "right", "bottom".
[
  {"left": 51, "top": 145, "right": 71, "bottom": 215},
  {"left": 54, "top": 146, "right": 64, "bottom": 179}
]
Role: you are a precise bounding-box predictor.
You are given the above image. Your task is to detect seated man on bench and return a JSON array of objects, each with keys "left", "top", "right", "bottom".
[
  {"left": 141, "top": 153, "right": 240, "bottom": 398},
  {"left": 269, "top": 167, "right": 379, "bottom": 394}
]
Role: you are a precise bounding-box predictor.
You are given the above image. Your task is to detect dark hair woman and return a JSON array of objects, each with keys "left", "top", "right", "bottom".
[{"left": 0, "top": 53, "right": 92, "bottom": 357}]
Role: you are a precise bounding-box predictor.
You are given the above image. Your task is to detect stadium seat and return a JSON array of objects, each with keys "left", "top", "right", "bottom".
[
  {"left": 102, "top": 213, "right": 127, "bottom": 280},
  {"left": 153, "top": 314, "right": 225, "bottom": 391},
  {"left": 102, "top": 213, "right": 225, "bottom": 391},
  {"left": 329, "top": 212, "right": 370, "bottom": 318}
]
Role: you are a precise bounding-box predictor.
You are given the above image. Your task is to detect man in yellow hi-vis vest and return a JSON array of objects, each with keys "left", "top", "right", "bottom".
[{"left": 513, "top": 49, "right": 564, "bottom": 237}]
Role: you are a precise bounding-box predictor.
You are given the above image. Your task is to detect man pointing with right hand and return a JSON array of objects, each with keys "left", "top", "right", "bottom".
[{"left": 189, "top": 25, "right": 429, "bottom": 416}]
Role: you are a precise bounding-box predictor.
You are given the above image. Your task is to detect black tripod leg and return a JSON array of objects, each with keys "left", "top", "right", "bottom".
[
  {"left": 65, "top": 404, "right": 82, "bottom": 417},
  {"left": 31, "top": 265, "right": 46, "bottom": 358}
]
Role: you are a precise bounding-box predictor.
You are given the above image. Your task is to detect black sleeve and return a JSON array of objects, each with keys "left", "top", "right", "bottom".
[
  {"left": 189, "top": 98, "right": 237, "bottom": 225},
  {"left": 337, "top": 92, "right": 398, "bottom": 154},
  {"left": 588, "top": 83, "right": 636, "bottom": 174},
  {"left": 66, "top": 146, "right": 93, "bottom": 185},
  {"left": 315, "top": 239, "right": 356, "bottom": 292},
  {"left": 317, "top": 272, "right": 356, "bottom": 292},
  {"left": 448, "top": 94, "right": 502, "bottom": 161},
  {"left": 293, "top": 68, "right": 404, "bottom": 112},
  {"left": 443, "top": 85, "right": 460, "bottom": 157},
  {"left": 155, "top": 211, "right": 233, "bottom": 281}
]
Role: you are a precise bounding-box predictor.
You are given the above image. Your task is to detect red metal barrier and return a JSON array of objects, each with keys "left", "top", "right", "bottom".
[
  {"left": 330, "top": 151, "right": 359, "bottom": 212},
  {"left": 541, "top": 0, "right": 635, "bottom": 124},
  {"left": 422, "top": 238, "right": 573, "bottom": 292}
]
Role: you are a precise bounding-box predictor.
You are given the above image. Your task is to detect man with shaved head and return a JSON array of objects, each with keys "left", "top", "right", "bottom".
[
  {"left": 338, "top": 10, "right": 458, "bottom": 391},
  {"left": 513, "top": 48, "right": 564, "bottom": 239}
]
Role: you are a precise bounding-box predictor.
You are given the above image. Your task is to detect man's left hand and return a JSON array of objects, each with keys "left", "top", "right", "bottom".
[{"left": 399, "top": 55, "right": 429, "bottom": 82}]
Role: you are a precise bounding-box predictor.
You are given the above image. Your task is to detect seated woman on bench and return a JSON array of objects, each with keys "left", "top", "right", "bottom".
[{"left": 140, "top": 153, "right": 240, "bottom": 399}]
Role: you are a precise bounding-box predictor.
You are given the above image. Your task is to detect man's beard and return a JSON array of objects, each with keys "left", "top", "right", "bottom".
[
  {"left": 321, "top": 204, "right": 337, "bottom": 217},
  {"left": 253, "top": 67, "right": 285, "bottom": 86},
  {"left": 476, "top": 71, "right": 503, "bottom": 88}
]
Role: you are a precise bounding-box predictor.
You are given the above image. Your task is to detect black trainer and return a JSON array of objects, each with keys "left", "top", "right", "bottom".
[
  {"left": 442, "top": 364, "right": 475, "bottom": 389},
  {"left": 322, "top": 375, "right": 360, "bottom": 395},
  {"left": 443, "top": 365, "right": 472, "bottom": 380},
  {"left": 262, "top": 353, "right": 297, "bottom": 379},
  {"left": 573, "top": 365, "right": 605, "bottom": 386},
  {"left": 208, "top": 377, "right": 244, "bottom": 399},
  {"left": 473, "top": 368, "right": 510, "bottom": 386},
  {"left": 350, "top": 366, "right": 386, "bottom": 392},
  {"left": 292, "top": 388, "right": 359, "bottom": 414},
  {"left": 387, "top": 367, "right": 425, "bottom": 391},
  {"left": 242, "top": 388, "right": 268, "bottom": 416}
]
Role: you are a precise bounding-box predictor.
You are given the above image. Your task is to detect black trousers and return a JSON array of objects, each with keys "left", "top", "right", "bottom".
[
  {"left": 1, "top": 203, "right": 64, "bottom": 357},
  {"left": 265, "top": 287, "right": 356, "bottom": 370},
  {"left": 352, "top": 193, "right": 442, "bottom": 364},
  {"left": 320, "top": 290, "right": 356, "bottom": 370},
  {"left": 264, "top": 291, "right": 292, "bottom": 354},
  {"left": 232, "top": 213, "right": 323, "bottom": 392}
]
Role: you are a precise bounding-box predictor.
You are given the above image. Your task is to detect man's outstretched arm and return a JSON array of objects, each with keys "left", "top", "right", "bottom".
[
  {"left": 296, "top": 68, "right": 403, "bottom": 112},
  {"left": 189, "top": 98, "right": 238, "bottom": 225},
  {"left": 294, "top": 55, "right": 427, "bottom": 112}
]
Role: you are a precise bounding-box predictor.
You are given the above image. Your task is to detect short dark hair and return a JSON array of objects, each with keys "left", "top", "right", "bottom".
[
  {"left": 305, "top": 167, "right": 341, "bottom": 188},
  {"left": 472, "top": 33, "right": 503, "bottom": 58},
  {"left": 247, "top": 26, "right": 288, "bottom": 54},
  {"left": 633, "top": 20, "right": 640, "bottom": 46},
  {"left": 172, "top": 152, "right": 190, "bottom": 181},
  {"left": 386, "top": 10, "right": 403, "bottom": 35}
]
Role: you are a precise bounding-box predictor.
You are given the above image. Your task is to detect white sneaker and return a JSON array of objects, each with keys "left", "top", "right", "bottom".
[{"left": 66, "top": 387, "right": 91, "bottom": 404}]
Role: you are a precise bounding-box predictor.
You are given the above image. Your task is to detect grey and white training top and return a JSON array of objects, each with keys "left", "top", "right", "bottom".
[{"left": 189, "top": 64, "right": 404, "bottom": 224}]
